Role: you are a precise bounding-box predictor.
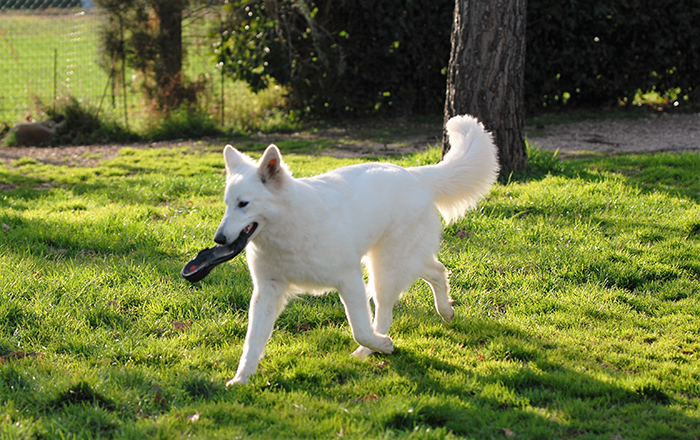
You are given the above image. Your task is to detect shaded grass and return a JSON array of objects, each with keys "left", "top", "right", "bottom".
[{"left": 1, "top": 143, "right": 699, "bottom": 439}]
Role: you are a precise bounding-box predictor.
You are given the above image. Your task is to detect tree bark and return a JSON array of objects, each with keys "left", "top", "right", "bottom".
[
  {"left": 153, "top": 0, "right": 185, "bottom": 95},
  {"left": 443, "top": 0, "right": 528, "bottom": 177}
]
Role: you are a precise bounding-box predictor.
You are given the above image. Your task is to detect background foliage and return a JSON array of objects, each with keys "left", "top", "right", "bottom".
[
  {"left": 526, "top": 0, "right": 700, "bottom": 111},
  {"left": 215, "top": 0, "right": 453, "bottom": 117},
  {"left": 217, "top": 0, "right": 700, "bottom": 117},
  {"left": 2, "top": 0, "right": 699, "bottom": 143}
]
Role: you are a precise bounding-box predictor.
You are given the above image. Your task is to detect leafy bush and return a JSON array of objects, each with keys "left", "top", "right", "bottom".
[
  {"left": 526, "top": 0, "right": 700, "bottom": 111},
  {"left": 214, "top": 0, "right": 453, "bottom": 117},
  {"left": 215, "top": 0, "right": 700, "bottom": 116},
  {"left": 224, "top": 80, "right": 300, "bottom": 133},
  {"left": 48, "top": 97, "right": 137, "bottom": 145}
]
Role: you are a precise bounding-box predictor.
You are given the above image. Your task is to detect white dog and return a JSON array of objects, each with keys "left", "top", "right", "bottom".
[{"left": 214, "top": 115, "right": 499, "bottom": 385}]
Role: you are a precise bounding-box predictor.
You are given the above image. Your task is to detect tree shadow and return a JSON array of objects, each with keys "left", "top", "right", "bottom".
[
  {"left": 513, "top": 145, "right": 700, "bottom": 204},
  {"left": 0, "top": 213, "right": 186, "bottom": 280},
  {"left": 266, "top": 315, "right": 699, "bottom": 438}
]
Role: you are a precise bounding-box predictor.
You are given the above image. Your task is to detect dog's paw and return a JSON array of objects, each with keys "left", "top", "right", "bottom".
[
  {"left": 440, "top": 306, "right": 455, "bottom": 323},
  {"left": 225, "top": 376, "right": 247, "bottom": 387},
  {"left": 351, "top": 346, "right": 374, "bottom": 359},
  {"left": 373, "top": 336, "right": 394, "bottom": 354}
]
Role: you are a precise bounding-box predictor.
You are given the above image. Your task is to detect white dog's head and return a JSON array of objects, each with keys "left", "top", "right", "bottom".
[{"left": 213, "top": 144, "right": 289, "bottom": 247}]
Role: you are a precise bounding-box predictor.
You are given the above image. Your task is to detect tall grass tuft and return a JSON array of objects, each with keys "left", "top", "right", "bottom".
[
  {"left": 49, "top": 97, "right": 138, "bottom": 145},
  {"left": 145, "top": 108, "right": 224, "bottom": 141}
]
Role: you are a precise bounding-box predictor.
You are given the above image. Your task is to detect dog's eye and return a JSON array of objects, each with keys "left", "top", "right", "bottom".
[{"left": 238, "top": 201, "right": 249, "bottom": 208}]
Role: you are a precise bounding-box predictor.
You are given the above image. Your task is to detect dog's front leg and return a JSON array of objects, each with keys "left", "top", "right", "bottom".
[
  {"left": 339, "top": 275, "right": 394, "bottom": 356},
  {"left": 227, "top": 282, "right": 287, "bottom": 386}
]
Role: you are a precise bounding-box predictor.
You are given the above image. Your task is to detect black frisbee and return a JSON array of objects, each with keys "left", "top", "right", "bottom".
[{"left": 181, "top": 223, "right": 257, "bottom": 283}]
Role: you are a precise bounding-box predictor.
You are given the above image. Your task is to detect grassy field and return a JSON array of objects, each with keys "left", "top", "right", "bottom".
[{"left": 1, "top": 137, "right": 699, "bottom": 439}]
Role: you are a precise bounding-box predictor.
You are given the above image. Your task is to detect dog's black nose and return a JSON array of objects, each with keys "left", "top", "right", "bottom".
[{"left": 214, "top": 232, "right": 227, "bottom": 245}]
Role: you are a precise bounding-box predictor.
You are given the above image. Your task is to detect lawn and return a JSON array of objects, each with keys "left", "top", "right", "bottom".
[{"left": 1, "top": 138, "right": 699, "bottom": 439}]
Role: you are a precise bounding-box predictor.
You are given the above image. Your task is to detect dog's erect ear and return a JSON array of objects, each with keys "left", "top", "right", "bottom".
[
  {"left": 258, "top": 144, "right": 283, "bottom": 184},
  {"left": 223, "top": 145, "right": 245, "bottom": 175}
]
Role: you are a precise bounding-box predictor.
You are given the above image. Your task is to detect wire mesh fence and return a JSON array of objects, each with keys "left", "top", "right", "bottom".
[
  {"left": 1, "top": 1, "right": 290, "bottom": 136},
  {"left": 0, "top": 1, "right": 111, "bottom": 125}
]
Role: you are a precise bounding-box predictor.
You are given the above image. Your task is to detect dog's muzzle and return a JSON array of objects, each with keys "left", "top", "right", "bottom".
[{"left": 214, "top": 222, "right": 256, "bottom": 245}]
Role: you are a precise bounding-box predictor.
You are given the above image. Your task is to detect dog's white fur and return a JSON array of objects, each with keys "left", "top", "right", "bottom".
[{"left": 215, "top": 115, "right": 499, "bottom": 385}]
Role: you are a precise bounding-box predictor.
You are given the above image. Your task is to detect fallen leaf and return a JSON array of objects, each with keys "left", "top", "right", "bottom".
[
  {"left": 188, "top": 411, "right": 201, "bottom": 423},
  {"left": 0, "top": 351, "right": 41, "bottom": 363},
  {"left": 375, "top": 360, "right": 390, "bottom": 369},
  {"left": 172, "top": 321, "right": 191, "bottom": 331},
  {"left": 477, "top": 353, "right": 485, "bottom": 361},
  {"left": 456, "top": 230, "right": 470, "bottom": 239},
  {"left": 1, "top": 223, "right": 9, "bottom": 233},
  {"left": 150, "top": 385, "right": 167, "bottom": 406}
]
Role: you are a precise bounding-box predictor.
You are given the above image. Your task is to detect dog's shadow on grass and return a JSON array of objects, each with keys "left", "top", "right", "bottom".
[{"left": 518, "top": 145, "right": 700, "bottom": 204}]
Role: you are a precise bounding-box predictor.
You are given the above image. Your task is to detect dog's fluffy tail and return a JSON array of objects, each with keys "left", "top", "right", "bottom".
[{"left": 411, "top": 114, "right": 500, "bottom": 224}]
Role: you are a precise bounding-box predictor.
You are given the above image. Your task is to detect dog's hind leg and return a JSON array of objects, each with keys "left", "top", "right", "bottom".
[
  {"left": 227, "top": 282, "right": 288, "bottom": 386},
  {"left": 421, "top": 258, "right": 454, "bottom": 323},
  {"left": 339, "top": 271, "right": 394, "bottom": 357}
]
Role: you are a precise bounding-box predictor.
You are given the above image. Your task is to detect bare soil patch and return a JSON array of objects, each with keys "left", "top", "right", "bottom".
[
  {"left": 526, "top": 112, "right": 700, "bottom": 157},
  {"left": 1, "top": 113, "right": 698, "bottom": 167}
]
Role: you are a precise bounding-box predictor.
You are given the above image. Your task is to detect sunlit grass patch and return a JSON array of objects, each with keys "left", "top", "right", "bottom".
[{"left": 1, "top": 145, "right": 699, "bottom": 438}]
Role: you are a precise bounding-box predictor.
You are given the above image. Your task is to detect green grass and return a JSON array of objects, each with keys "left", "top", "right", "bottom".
[{"left": 1, "top": 141, "right": 699, "bottom": 439}]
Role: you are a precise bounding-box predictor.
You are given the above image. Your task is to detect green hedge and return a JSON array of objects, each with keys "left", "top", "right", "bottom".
[
  {"left": 216, "top": 0, "right": 700, "bottom": 116},
  {"left": 215, "top": 0, "right": 452, "bottom": 116},
  {"left": 526, "top": 0, "right": 700, "bottom": 110}
]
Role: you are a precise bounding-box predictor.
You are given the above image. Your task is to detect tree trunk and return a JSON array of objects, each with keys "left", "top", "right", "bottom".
[
  {"left": 152, "top": 0, "right": 185, "bottom": 110},
  {"left": 154, "top": 0, "right": 184, "bottom": 80},
  {"left": 443, "top": 0, "right": 528, "bottom": 177}
]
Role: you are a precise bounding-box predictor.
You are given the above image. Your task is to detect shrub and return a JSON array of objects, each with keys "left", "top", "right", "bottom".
[
  {"left": 48, "top": 97, "right": 137, "bottom": 145},
  {"left": 215, "top": 0, "right": 700, "bottom": 116},
  {"left": 145, "top": 108, "right": 223, "bottom": 141},
  {"left": 214, "top": 0, "right": 453, "bottom": 117},
  {"left": 526, "top": 0, "right": 700, "bottom": 111}
]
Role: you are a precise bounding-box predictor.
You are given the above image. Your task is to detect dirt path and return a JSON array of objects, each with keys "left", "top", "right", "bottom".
[
  {"left": 526, "top": 112, "right": 700, "bottom": 156},
  {"left": 1, "top": 113, "right": 698, "bottom": 167}
]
